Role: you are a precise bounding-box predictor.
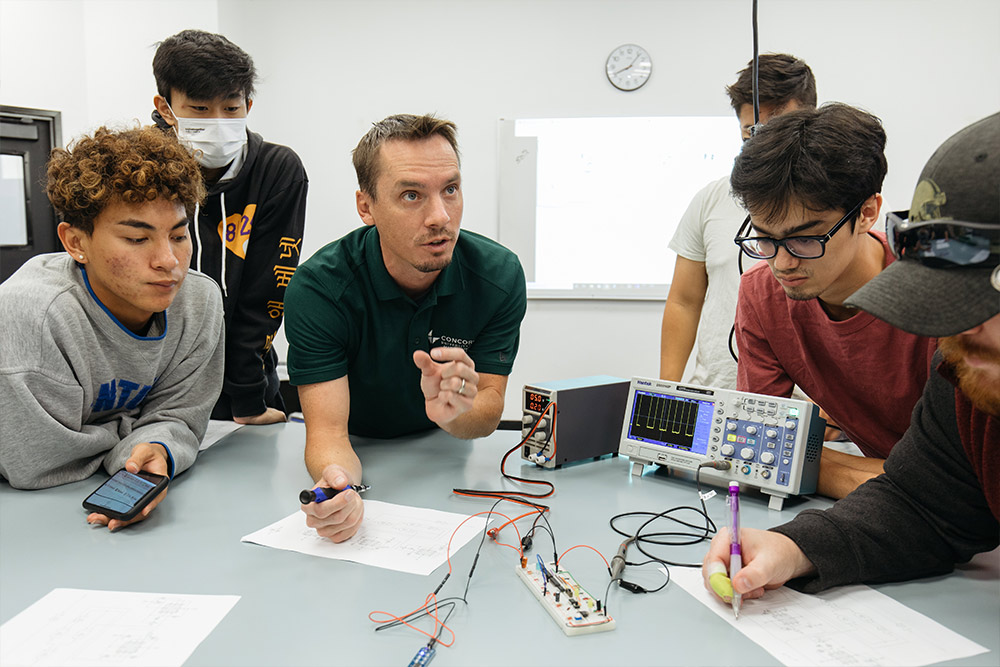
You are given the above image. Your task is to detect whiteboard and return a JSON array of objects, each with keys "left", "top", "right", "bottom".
[{"left": 498, "top": 116, "right": 742, "bottom": 299}]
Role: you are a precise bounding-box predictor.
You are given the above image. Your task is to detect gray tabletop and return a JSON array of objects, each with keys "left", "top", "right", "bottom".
[{"left": 2, "top": 423, "right": 997, "bottom": 666}]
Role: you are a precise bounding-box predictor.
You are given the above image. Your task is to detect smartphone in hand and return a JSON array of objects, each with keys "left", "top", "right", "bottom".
[{"left": 82, "top": 469, "right": 169, "bottom": 521}]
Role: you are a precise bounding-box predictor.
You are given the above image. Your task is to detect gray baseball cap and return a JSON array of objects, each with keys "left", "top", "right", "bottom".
[{"left": 845, "top": 113, "right": 1000, "bottom": 337}]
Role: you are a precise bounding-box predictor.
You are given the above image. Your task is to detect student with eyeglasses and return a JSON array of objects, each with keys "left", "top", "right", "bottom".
[
  {"left": 702, "top": 113, "right": 999, "bottom": 600},
  {"left": 729, "top": 103, "right": 938, "bottom": 500}
]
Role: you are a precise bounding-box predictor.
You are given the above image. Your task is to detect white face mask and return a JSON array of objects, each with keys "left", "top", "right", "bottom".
[{"left": 168, "top": 105, "right": 248, "bottom": 169}]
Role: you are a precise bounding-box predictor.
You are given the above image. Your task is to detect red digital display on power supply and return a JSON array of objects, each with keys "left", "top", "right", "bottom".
[{"left": 524, "top": 390, "right": 551, "bottom": 413}]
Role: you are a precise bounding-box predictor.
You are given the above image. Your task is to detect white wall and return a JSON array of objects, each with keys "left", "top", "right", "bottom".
[
  {"left": 0, "top": 0, "right": 220, "bottom": 142},
  {"left": 4, "top": 0, "right": 999, "bottom": 418}
]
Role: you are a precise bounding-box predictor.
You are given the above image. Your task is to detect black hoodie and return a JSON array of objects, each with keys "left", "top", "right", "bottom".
[{"left": 154, "top": 110, "right": 308, "bottom": 419}]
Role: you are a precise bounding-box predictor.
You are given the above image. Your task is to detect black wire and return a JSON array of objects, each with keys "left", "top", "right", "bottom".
[
  {"left": 453, "top": 405, "right": 556, "bottom": 502},
  {"left": 752, "top": 0, "right": 760, "bottom": 127},
  {"left": 603, "top": 576, "right": 621, "bottom": 616},
  {"left": 608, "top": 465, "right": 719, "bottom": 569},
  {"left": 376, "top": 497, "right": 507, "bottom": 637}
]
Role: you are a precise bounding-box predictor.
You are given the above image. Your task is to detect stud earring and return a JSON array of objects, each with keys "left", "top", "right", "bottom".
[{"left": 78, "top": 255, "right": 84, "bottom": 260}]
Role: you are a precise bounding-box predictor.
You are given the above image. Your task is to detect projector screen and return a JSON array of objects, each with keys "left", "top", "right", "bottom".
[{"left": 498, "top": 117, "right": 742, "bottom": 299}]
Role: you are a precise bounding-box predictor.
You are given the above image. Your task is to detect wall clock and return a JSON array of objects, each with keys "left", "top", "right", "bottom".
[{"left": 606, "top": 44, "right": 652, "bottom": 91}]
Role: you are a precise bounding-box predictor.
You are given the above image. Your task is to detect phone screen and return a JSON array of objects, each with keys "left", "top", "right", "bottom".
[{"left": 84, "top": 470, "right": 158, "bottom": 515}]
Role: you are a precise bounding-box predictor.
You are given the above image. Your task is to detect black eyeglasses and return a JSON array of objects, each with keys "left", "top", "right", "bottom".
[
  {"left": 733, "top": 199, "right": 866, "bottom": 260},
  {"left": 886, "top": 210, "right": 1000, "bottom": 267}
]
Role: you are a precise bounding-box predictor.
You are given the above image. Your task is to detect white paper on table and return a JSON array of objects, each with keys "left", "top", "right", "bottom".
[
  {"left": 0, "top": 588, "right": 239, "bottom": 667},
  {"left": 199, "top": 419, "right": 243, "bottom": 450},
  {"left": 671, "top": 567, "right": 988, "bottom": 666},
  {"left": 241, "top": 499, "right": 488, "bottom": 576}
]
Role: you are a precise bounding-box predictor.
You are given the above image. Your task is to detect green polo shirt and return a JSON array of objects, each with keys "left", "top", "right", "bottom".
[{"left": 285, "top": 225, "right": 527, "bottom": 438}]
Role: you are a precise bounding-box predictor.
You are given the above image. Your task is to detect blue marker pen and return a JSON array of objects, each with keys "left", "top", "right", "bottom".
[{"left": 299, "top": 484, "right": 370, "bottom": 504}]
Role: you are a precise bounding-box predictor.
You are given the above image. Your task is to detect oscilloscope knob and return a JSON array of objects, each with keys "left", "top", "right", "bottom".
[
  {"left": 785, "top": 420, "right": 797, "bottom": 430},
  {"left": 740, "top": 447, "right": 755, "bottom": 460},
  {"left": 720, "top": 444, "right": 735, "bottom": 457},
  {"left": 760, "top": 452, "right": 776, "bottom": 465},
  {"left": 766, "top": 428, "right": 778, "bottom": 439},
  {"left": 726, "top": 422, "right": 737, "bottom": 432},
  {"left": 746, "top": 426, "right": 758, "bottom": 435}
]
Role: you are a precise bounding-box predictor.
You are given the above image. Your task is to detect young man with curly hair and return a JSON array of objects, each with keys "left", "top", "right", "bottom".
[{"left": 0, "top": 126, "right": 225, "bottom": 531}]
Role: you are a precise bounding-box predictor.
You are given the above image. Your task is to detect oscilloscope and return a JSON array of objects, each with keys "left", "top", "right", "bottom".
[{"left": 618, "top": 377, "right": 825, "bottom": 510}]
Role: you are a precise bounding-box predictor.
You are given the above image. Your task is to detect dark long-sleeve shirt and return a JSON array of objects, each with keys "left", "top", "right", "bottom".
[{"left": 773, "top": 351, "right": 999, "bottom": 593}]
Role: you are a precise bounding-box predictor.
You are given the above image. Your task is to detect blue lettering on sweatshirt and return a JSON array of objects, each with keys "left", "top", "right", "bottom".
[{"left": 92, "top": 378, "right": 154, "bottom": 413}]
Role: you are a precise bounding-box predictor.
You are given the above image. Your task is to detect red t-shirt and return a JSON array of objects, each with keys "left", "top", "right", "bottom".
[{"left": 735, "top": 232, "right": 938, "bottom": 458}]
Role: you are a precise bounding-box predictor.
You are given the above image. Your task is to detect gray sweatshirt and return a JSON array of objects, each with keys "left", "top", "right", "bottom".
[{"left": 0, "top": 254, "right": 225, "bottom": 489}]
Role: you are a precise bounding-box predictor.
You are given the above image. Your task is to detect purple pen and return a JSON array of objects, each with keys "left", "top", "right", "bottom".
[{"left": 729, "top": 481, "right": 742, "bottom": 619}]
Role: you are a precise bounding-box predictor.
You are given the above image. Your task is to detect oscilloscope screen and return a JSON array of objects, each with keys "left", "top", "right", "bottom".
[{"left": 627, "top": 391, "right": 714, "bottom": 455}]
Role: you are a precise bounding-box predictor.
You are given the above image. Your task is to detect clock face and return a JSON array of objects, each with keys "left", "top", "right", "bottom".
[{"left": 606, "top": 44, "right": 652, "bottom": 91}]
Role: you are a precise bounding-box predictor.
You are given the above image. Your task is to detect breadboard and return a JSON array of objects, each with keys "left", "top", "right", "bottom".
[{"left": 515, "top": 562, "right": 616, "bottom": 636}]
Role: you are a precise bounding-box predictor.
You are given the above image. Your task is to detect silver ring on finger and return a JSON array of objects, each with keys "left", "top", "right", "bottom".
[{"left": 458, "top": 378, "right": 466, "bottom": 396}]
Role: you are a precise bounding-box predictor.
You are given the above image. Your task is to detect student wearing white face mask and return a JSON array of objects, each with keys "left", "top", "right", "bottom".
[{"left": 152, "top": 29, "right": 309, "bottom": 427}]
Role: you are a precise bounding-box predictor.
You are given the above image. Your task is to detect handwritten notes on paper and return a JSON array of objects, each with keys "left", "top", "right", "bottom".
[
  {"left": 671, "top": 567, "right": 988, "bottom": 666},
  {"left": 0, "top": 588, "right": 239, "bottom": 667},
  {"left": 241, "top": 499, "right": 487, "bottom": 575}
]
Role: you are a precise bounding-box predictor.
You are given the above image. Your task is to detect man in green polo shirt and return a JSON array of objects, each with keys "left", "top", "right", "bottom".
[{"left": 284, "top": 114, "right": 527, "bottom": 542}]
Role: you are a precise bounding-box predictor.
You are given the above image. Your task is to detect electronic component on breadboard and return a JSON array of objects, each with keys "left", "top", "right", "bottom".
[{"left": 516, "top": 561, "right": 616, "bottom": 636}]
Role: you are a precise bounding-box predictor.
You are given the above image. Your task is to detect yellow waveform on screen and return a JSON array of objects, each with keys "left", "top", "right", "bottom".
[{"left": 636, "top": 395, "right": 697, "bottom": 437}]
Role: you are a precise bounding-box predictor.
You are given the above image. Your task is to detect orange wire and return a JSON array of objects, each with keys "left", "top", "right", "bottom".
[
  {"left": 373, "top": 405, "right": 561, "bottom": 649},
  {"left": 370, "top": 507, "right": 525, "bottom": 648},
  {"left": 487, "top": 508, "right": 547, "bottom": 535},
  {"left": 557, "top": 544, "right": 611, "bottom": 570},
  {"left": 451, "top": 491, "right": 548, "bottom": 510},
  {"left": 368, "top": 593, "right": 456, "bottom": 647}
]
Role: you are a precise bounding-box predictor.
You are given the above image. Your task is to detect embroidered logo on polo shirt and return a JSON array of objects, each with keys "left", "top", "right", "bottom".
[{"left": 427, "top": 329, "right": 474, "bottom": 350}]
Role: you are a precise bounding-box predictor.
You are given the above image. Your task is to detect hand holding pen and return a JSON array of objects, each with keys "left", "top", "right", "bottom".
[
  {"left": 701, "top": 513, "right": 819, "bottom": 610},
  {"left": 299, "top": 463, "right": 367, "bottom": 543},
  {"left": 704, "top": 482, "right": 743, "bottom": 618},
  {"left": 299, "top": 483, "right": 370, "bottom": 504}
]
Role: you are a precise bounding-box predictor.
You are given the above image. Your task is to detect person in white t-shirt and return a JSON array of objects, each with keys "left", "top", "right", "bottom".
[{"left": 660, "top": 54, "right": 817, "bottom": 387}]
